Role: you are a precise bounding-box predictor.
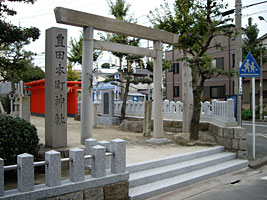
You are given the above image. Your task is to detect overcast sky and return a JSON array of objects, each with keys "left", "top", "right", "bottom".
[{"left": 4, "top": 0, "right": 267, "bottom": 69}]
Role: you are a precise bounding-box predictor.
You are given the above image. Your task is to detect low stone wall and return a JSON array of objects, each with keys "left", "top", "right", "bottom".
[
  {"left": 43, "top": 181, "right": 129, "bottom": 200},
  {"left": 208, "top": 123, "right": 247, "bottom": 159},
  {"left": 120, "top": 118, "right": 247, "bottom": 159}
]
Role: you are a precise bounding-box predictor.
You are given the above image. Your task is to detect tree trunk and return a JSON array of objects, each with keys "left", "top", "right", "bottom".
[
  {"left": 189, "top": 88, "right": 202, "bottom": 140},
  {"left": 189, "top": 71, "right": 205, "bottom": 141},
  {"left": 120, "top": 80, "right": 130, "bottom": 122},
  {"left": 119, "top": 58, "right": 124, "bottom": 100}
]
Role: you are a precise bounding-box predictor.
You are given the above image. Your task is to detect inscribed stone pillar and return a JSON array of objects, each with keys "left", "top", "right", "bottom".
[
  {"left": 182, "top": 59, "right": 193, "bottom": 133},
  {"left": 45, "top": 27, "right": 67, "bottom": 148},
  {"left": 101, "top": 90, "right": 114, "bottom": 117}
]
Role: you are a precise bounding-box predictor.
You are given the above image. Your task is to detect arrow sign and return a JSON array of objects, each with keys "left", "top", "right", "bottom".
[{"left": 239, "top": 52, "right": 261, "bottom": 77}]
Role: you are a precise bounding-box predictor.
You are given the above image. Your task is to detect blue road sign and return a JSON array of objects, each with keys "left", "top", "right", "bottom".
[{"left": 239, "top": 52, "right": 261, "bottom": 77}]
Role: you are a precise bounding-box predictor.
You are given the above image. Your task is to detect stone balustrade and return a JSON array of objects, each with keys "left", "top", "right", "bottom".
[
  {"left": 93, "top": 98, "right": 237, "bottom": 127},
  {"left": 0, "top": 139, "right": 129, "bottom": 200}
]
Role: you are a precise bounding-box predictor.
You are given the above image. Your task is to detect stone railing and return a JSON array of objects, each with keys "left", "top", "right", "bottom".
[
  {"left": 94, "top": 98, "right": 237, "bottom": 127},
  {"left": 0, "top": 139, "right": 129, "bottom": 200}
]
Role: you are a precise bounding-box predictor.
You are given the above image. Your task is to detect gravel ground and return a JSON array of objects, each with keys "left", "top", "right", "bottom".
[{"left": 31, "top": 115, "right": 210, "bottom": 164}]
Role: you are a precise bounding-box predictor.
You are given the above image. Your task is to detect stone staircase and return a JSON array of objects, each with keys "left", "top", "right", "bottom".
[{"left": 126, "top": 146, "right": 248, "bottom": 200}]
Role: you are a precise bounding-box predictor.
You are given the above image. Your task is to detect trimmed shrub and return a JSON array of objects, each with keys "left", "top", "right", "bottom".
[
  {"left": 242, "top": 109, "right": 252, "bottom": 120},
  {"left": 0, "top": 116, "right": 40, "bottom": 165}
]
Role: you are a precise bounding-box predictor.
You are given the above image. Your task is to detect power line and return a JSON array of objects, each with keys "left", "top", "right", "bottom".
[{"left": 243, "top": 10, "right": 267, "bottom": 18}]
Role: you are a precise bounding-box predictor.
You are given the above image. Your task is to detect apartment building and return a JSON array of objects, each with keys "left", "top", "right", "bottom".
[{"left": 165, "top": 28, "right": 267, "bottom": 108}]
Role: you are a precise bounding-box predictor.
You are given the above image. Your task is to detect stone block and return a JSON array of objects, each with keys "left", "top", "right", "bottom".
[
  {"left": 91, "top": 145, "right": 106, "bottom": 178},
  {"left": 45, "top": 150, "right": 61, "bottom": 187},
  {"left": 17, "top": 153, "right": 34, "bottom": 192},
  {"left": 200, "top": 123, "right": 209, "bottom": 131},
  {"left": 69, "top": 148, "right": 85, "bottom": 182},
  {"left": 98, "top": 140, "right": 111, "bottom": 169},
  {"left": 239, "top": 139, "right": 248, "bottom": 151},
  {"left": 238, "top": 150, "right": 248, "bottom": 159},
  {"left": 232, "top": 139, "right": 239, "bottom": 150},
  {"left": 45, "top": 191, "right": 83, "bottom": 200},
  {"left": 223, "top": 138, "right": 232, "bottom": 149},
  {"left": 0, "top": 158, "right": 3, "bottom": 197},
  {"left": 234, "top": 128, "right": 246, "bottom": 139},
  {"left": 111, "top": 139, "right": 126, "bottom": 174},
  {"left": 163, "top": 120, "right": 173, "bottom": 127},
  {"left": 217, "top": 127, "right": 224, "bottom": 138},
  {"left": 104, "top": 181, "right": 129, "bottom": 200},
  {"left": 84, "top": 187, "right": 104, "bottom": 200},
  {"left": 224, "top": 128, "right": 234, "bottom": 139},
  {"left": 216, "top": 136, "right": 224, "bottom": 146},
  {"left": 209, "top": 123, "right": 215, "bottom": 133},
  {"left": 173, "top": 121, "right": 182, "bottom": 128},
  {"left": 85, "top": 138, "right": 97, "bottom": 168}
]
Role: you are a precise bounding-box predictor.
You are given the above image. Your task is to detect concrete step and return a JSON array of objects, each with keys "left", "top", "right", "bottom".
[
  {"left": 129, "top": 152, "right": 236, "bottom": 188},
  {"left": 126, "top": 146, "right": 225, "bottom": 173},
  {"left": 129, "top": 159, "right": 248, "bottom": 200}
]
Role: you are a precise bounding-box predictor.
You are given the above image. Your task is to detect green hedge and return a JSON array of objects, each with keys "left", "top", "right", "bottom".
[
  {"left": 242, "top": 109, "right": 252, "bottom": 120},
  {"left": 0, "top": 116, "right": 40, "bottom": 165}
]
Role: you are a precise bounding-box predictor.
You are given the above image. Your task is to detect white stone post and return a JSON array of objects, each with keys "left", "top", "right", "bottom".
[
  {"left": 17, "top": 153, "right": 34, "bottom": 192},
  {"left": 85, "top": 138, "right": 97, "bottom": 168},
  {"left": 69, "top": 148, "right": 85, "bottom": 182},
  {"left": 45, "top": 150, "right": 61, "bottom": 187},
  {"left": 227, "top": 98, "right": 235, "bottom": 120},
  {"left": 212, "top": 99, "right": 218, "bottom": 116},
  {"left": 111, "top": 139, "right": 126, "bottom": 174},
  {"left": 0, "top": 158, "right": 3, "bottom": 197},
  {"left": 203, "top": 101, "right": 210, "bottom": 116},
  {"left": 91, "top": 145, "right": 106, "bottom": 178},
  {"left": 98, "top": 141, "right": 111, "bottom": 169},
  {"left": 19, "top": 96, "right": 30, "bottom": 122},
  {"left": 81, "top": 26, "right": 94, "bottom": 144}
]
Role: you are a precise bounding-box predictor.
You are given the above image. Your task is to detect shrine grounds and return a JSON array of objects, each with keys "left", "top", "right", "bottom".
[{"left": 30, "top": 115, "right": 210, "bottom": 165}]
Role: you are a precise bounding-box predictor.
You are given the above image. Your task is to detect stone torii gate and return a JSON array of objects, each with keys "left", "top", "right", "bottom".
[{"left": 54, "top": 7, "right": 178, "bottom": 144}]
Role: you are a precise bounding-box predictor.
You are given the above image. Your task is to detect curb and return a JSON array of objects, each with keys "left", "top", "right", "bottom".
[{"left": 249, "top": 157, "right": 267, "bottom": 169}]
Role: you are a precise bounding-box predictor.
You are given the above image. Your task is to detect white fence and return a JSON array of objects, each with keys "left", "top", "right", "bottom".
[{"left": 93, "top": 98, "right": 237, "bottom": 127}]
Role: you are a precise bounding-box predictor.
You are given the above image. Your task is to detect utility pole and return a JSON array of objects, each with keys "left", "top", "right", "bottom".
[
  {"left": 234, "top": 0, "right": 242, "bottom": 126},
  {"left": 260, "top": 43, "right": 263, "bottom": 120}
]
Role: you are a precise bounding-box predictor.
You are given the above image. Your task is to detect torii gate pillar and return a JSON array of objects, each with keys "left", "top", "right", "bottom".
[
  {"left": 80, "top": 26, "right": 94, "bottom": 144},
  {"left": 146, "top": 41, "right": 170, "bottom": 144}
]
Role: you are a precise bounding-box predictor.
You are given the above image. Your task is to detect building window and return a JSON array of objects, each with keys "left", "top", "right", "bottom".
[
  {"left": 210, "top": 86, "right": 225, "bottom": 98},
  {"left": 213, "top": 57, "right": 224, "bottom": 69},
  {"left": 174, "top": 86, "right": 179, "bottom": 97},
  {"left": 168, "top": 65, "right": 173, "bottom": 72},
  {"left": 173, "top": 63, "right": 179, "bottom": 74},
  {"left": 232, "top": 54, "right": 235, "bottom": 68},
  {"left": 203, "top": 86, "right": 210, "bottom": 98}
]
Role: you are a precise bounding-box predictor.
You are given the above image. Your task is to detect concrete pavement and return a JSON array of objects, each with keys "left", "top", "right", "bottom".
[{"left": 149, "top": 165, "right": 267, "bottom": 200}]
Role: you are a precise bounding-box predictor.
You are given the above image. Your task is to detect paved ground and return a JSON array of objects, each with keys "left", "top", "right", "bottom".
[
  {"left": 30, "top": 115, "right": 209, "bottom": 165},
  {"left": 242, "top": 121, "right": 267, "bottom": 159},
  {"left": 150, "top": 165, "right": 267, "bottom": 200}
]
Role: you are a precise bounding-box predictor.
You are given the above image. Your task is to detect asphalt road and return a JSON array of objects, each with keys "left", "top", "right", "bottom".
[
  {"left": 242, "top": 121, "right": 267, "bottom": 159},
  {"left": 187, "top": 165, "right": 267, "bottom": 200}
]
